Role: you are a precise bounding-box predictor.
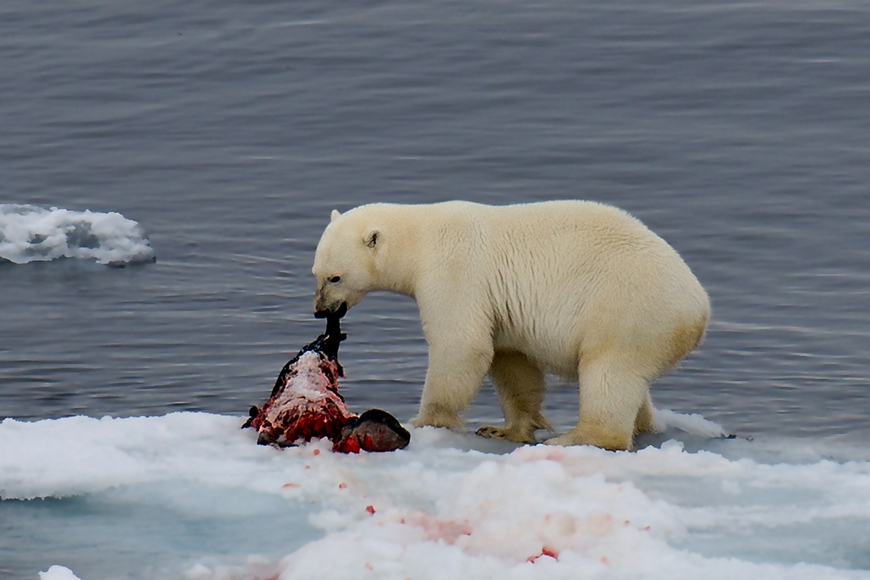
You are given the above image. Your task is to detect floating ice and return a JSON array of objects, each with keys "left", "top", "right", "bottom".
[
  {"left": 1, "top": 412, "right": 868, "bottom": 580},
  {"left": 38, "top": 566, "right": 81, "bottom": 580},
  {"left": 0, "top": 204, "right": 155, "bottom": 265},
  {"left": 653, "top": 407, "right": 730, "bottom": 438}
]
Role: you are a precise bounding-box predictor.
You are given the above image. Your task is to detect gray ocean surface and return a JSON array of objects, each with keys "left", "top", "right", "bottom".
[{"left": 2, "top": 0, "right": 869, "bottom": 445}]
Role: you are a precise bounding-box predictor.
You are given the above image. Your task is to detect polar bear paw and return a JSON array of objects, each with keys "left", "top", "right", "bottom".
[
  {"left": 410, "top": 410, "right": 464, "bottom": 431},
  {"left": 475, "top": 425, "right": 538, "bottom": 444},
  {"left": 545, "top": 421, "right": 633, "bottom": 451}
]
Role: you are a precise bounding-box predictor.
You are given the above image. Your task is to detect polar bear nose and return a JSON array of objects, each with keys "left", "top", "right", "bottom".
[{"left": 315, "top": 302, "right": 348, "bottom": 319}]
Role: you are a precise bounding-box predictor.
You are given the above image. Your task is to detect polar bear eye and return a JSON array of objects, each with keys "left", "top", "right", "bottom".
[{"left": 329, "top": 276, "right": 341, "bottom": 284}]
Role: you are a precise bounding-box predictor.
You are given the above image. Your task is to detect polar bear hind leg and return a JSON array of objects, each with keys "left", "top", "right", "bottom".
[
  {"left": 476, "top": 350, "right": 551, "bottom": 443},
  {"left": 547, "top": 352, "right": 650, "bottom": 451},
  {"left": 634, "top": 392, "right": 656, "bottom": 435}
]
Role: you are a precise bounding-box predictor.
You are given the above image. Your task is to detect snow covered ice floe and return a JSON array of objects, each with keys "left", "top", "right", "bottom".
[
  {"left": 1, "top": 411, "right": 869, "bottom": 580},
  {"left": 0, "top": 204, "right": 155, "bottom": 265}
]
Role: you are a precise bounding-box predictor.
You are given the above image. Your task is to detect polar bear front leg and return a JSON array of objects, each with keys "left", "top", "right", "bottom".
[
  {"left": 410, "top": 339, "right": 493, "bottom": 432},
  {"left": 476, "top": 350, "right": 551, "bottom": 444}
]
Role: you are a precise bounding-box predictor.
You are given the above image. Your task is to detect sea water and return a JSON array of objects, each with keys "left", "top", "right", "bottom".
[{"left": 1, "top": 0, "right": 869, "bottom": 578}]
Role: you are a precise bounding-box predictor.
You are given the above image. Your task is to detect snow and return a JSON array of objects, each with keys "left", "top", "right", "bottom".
[
  {"left": 0, "top": 204, "right": 155, "bottom": 265},
  {"left": 1, "top": 412, "right": 869, "bottom": 579}
]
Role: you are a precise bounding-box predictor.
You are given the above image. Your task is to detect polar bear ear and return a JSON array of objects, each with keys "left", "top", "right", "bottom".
[
  {"left": 364, "top": 228, "right": 380, "bottom": 249},
  {"left": 330, "top": 209, "right": 341, "bottom": 222}
]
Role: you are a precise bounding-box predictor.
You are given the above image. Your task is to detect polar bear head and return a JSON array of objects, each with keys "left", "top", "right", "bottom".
[{"left": 312, "top": 208, "right": 382, "bottom": 319}]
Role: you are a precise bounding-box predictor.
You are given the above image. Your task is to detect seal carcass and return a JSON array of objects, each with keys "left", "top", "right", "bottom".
[{"left": 243, "top": 313, "right": 409, "bottom": 453}]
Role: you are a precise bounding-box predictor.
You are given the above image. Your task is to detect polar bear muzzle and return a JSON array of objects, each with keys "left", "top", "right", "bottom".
[{"left": 315, "top": 301, "right": 348, "bottom": 319}]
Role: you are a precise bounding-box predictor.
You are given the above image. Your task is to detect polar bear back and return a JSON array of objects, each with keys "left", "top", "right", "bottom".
[{"left": 408, "top": 201, "right": 708, "bottom": 377}]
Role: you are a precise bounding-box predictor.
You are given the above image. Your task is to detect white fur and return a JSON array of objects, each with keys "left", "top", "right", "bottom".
[{"left": 312, "top": 201, "right": 710, "bottom": 450}]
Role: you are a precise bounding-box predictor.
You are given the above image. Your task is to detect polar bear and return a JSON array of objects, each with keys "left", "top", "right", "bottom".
[{"left": 312, "top": 201, "right": 709, "bottom": 450}]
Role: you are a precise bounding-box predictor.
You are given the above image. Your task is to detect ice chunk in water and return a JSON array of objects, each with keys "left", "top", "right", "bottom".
[{"left": 0, "top": 204, "right": 155, "bottom": 265}]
